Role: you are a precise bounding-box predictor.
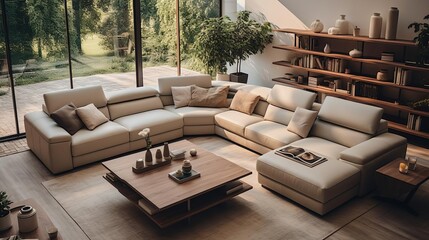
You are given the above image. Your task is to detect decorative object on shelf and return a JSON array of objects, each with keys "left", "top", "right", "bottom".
[
  {"left": 0, "top": 191, "right": 12, "bottom": 231},
  {"left": 163, "top": 142, "right": 171, "bottom": 160},
  {"left": 386, "top": 7, "right": 399, "bottom": 40},
  {"left": 175, "top": 169, "right": 184, "bottom": 178},
  {"left": 190, "top": 148, "right": 197, "bottom": 157},
  {"left": 310, "top": 19, "right": 324, "bottom": 33},
  {"left": 136, "top": 159, "right": 144, "bottom": 169},
  {"left": 182, "top": 160, "right": 192, "bottom": 175},
  {"left": 408, "top": 14, "right": 429, "bottom": 65},
  {"left": 297, "top": 75, "right": 305, "bottom": 84},
  {"left": 155, "top": 149, "right": 163, "bottom": 163},
  {"left": 230, "top": 10, "right": 273, "bottom": 83},
  {"left": 407, "top": 156, "right": 417, "bottom": 171},
  {"left": 349, "top": 48, "right": 362, "bottom": 58},
  {"left": 345, "top": 68, "right": 351, "bottom": 74},
  {"left": 353, "top": 26, "right": 360, "bottom": 37},
  {"left": 323, "top": 44, "right": 331, "bottom": 53},
  {"left": 145, "top": 149, "right": 153, "bottom": 166},
  {"left": 335, "top": 15, "right": 349, "bottom": 34},
  {"left": 376, "top": 69, "right": 389, "bottom": 81},
  {"left": 381, "top": 52, "right": 395, "bottom": 61},
  {"left": 411, "top": 98, "right": 429, "bottom": 111},
  {"left": 17, "top": 205, "right": 38, "bottom": 233},
  {"left": 328, "top": 27, "right": 340, "bottom": 35},
  {"left": 369, "top": 13, "right": 383, "bottom": 39},
  {"left": 399, "top": 162, "right": 408, "bottom": 174}
]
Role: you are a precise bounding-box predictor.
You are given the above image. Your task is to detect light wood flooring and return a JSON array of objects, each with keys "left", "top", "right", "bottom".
[{"left": 0, "top": 136, "right": 428, "bottom": 239}]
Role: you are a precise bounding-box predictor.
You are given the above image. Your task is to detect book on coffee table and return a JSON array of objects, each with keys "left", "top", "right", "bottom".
[
  {"left": 168, "top": 169, "right": 201, "bottom": 183},
  {"left": 275, "top": 146, "right": 327, "bottom": 168}
]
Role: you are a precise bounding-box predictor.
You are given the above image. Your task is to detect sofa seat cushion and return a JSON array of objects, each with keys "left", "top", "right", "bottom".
[
  {"left": 215, "top": 110, "right": 263, "bottom": 136},
  {"left": 164, "top": 105, "right": 228, "bottom": 126},
  {"left": 257, "top": 149, "right": 360, "bottom": 203},
  {"left": 72, "top": 121, "right": 129, "bottom": 156},
  {"left": 114, "top": 109, "right": 183, "bottom": 141},
  {"left": 289, "top": 137, "right": 348, "bottom": 160},
  {"left": 245, "top": 121, "right": 301, "bottom": 149}
]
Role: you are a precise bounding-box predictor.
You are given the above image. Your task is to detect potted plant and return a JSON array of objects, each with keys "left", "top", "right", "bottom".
[
  {"left": 229, "top": 11, "right": 273, "bottom": 83},
  {"left": 0, "top": 191, "right": 13, "bottom": 231},
  {"left": 408, "top": 14, "right": 429, "bottom": 65},
  {"left": 194, "top": 16, "right": 235, "bottom": 80}
]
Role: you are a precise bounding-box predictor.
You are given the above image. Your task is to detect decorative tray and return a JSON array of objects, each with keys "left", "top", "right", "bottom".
[
  {"left": 132, "top": 158, "right": 172, "bottom": 173},
  {"left": 168, "top": 170, "right": 201, "bottom": 183}
]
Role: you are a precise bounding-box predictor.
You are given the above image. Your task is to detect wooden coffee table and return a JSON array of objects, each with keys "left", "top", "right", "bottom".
[
  {"left": 376, "top": 157, "right": 429, "bottom": 214},
  {"left": 102, "top": 140, "right": 252, "bottom": 228},
  {"left": 0, "top": 198, "right": 61, "bottom": 239}
]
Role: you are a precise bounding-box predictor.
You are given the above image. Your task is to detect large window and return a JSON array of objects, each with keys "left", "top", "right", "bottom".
[{"left": 0, "top": 0, "right": 221, "bottom": 141}]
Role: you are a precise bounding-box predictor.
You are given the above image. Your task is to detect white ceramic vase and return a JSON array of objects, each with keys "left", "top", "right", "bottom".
[
  {"left": 310, "top": 19, "right": 324, "bottom": 33},
  {"left": 369, "top": 13, "right": 382, "bottom": 39},
  {"left": 324, "top": 44, "right": 331, "bottom": 54},
  {"left": 335, "top": 15, "right": 349, "bottom": 34},
  {"left": 349, "top": 49, "right": 362, "bottom": 58},
  {"left": 385, "top": 7, "right": 399, "bottom": 40},
  {"left": 0, "top": 212, "right": 12, "bottom": 231}
]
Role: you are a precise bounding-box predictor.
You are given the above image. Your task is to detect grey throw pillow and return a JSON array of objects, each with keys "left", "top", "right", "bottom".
[
  {"left": 51, "top": 103, "right": 84, "bottom": 135},
  {"left": 287, "top": 107, "right": 318, "bottom": 138}
]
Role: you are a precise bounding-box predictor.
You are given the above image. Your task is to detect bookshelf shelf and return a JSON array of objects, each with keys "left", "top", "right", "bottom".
[{"left": 273, "top": 29, "right": 429, "bottom": 139}]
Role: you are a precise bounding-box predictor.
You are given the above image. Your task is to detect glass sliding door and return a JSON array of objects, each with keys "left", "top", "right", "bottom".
[
  {"left": 179, "top": 0, "right": 221, "bottom": 76},
  {"left": 69, "top": 0, "right": 136, "bottom": 92}
]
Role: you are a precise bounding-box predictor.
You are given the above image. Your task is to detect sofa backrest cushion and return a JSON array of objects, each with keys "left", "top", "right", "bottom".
[
  {"left": 107, "top": 87, "right": 163, "bottom": 120},
  {"left": 44, "top": 85, "right": 107, "bottom": 115},
  {"left": 158, "top": 75, "right": 212, "bottom": 96},
  {"left": 267, "top": 84, "right": 316, "bottom": 111},
  {"left": 310, "top": 120, "right": 372, "bottom": 147},
  {"left": 318, "top": 96, "right": 383, "bottom": 135},
  {"left": 264, "top": 104, "right": 294, "bottom": 125}
]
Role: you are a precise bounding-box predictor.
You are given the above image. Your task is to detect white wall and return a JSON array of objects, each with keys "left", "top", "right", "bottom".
[{"left": 225, "top": 0, "right": 429, "bottom": 87}]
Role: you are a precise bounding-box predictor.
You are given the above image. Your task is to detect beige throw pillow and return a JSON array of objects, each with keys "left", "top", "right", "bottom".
[
  {"left": 171, "top": 86, "right": 192, "bottom": 108},
  {"left": 188, "top": 85, "right": 229, "bottom": 108},
  {"left": 287, "top": 107, "right": 318, "bottom": 138},
  {"left": 51, "top": 102, "right": 83, "bottom": 135},
  {"left": 76, "top": 103, "right": 108, "bottom": 130},
  {"left": 229, "top": 90, "right": 260, "bottom": 115}
]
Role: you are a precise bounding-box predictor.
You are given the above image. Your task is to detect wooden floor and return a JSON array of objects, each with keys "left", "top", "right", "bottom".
[{"left": 0, "top": 136, "right": 428, "bottom": 240}]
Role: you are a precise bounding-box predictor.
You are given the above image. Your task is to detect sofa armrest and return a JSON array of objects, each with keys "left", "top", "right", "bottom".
[
  {"left": 24, "top": 111, "right": 71, "bottom": 143},
  {"left": 340, "top": 133, "right": 407, "bottom": 165}
]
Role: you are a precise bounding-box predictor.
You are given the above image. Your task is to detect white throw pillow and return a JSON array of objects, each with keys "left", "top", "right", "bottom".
[
  {"left": 287, "top": 107, "right": 318, "bottom": 138},
  {"left": 76, "top": 103, "right": 108, "bottom": 130},
  {"left": 171, "top": 86, "right": 192, "bottom": 108}
]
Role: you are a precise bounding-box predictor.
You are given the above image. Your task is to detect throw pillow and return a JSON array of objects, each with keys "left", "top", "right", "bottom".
[
  {"left": 287, "top": 107, "right": 318, "bottom": 138},
  {"left": 76, "top": 103, "right": 108, "bottom": 130},
  {"left": 188, "top": 85, "right": 229, "bottom": 108},
  {"left": 171, "top": 86, "right": 192, "bottom": 108},
  {"left": 229, "top": 90, "right": 260, "bottom": 115},
  {"left": 51, "top": 103, "right": 83, "bottom": 135}
]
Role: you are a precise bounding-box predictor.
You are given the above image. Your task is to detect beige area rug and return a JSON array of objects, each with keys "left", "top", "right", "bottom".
[{"left": 41, "top": 138, "right": 386, "bottom": 240}]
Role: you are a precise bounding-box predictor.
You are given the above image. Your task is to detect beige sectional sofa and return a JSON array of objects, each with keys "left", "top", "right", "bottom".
[{"left": 24, "top": 74, "right": 407, "bottom": 215}]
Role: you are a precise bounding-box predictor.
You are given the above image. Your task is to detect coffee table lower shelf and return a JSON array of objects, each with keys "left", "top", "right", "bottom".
[{"left": 103, "top": 176, "right": 252, "bottom": 228}]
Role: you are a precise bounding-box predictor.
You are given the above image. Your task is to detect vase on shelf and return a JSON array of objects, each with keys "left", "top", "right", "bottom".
[
  {"left": 369, "top": 13, "right": 382, "bottom": 39},
  {"left": 353, "top": 26, "right": 360, "bottom": 37},
  {"left": 385, "top": 7, "right": 399, "bottom": 40},
  {"left": 310, "top": 19, "right": 324, "bottom": 33},
  {"left": 145, "top": 148, "right": 153, "bottom": 166},
  {"left": 324, "top": 44, "right": 331, "bottom": 54},
  {"left": 335, "top": 15, "right": 349, "bottom": 34},
  {"left": 163, "top": 142, "right": 171, "bottom": 160},
  {"left": 376, "top": 69, "right": 389, "bottom": 81}
]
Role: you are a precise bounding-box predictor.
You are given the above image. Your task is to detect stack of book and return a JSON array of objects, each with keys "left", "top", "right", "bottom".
[
  {"left": 354, "top": 83, "right": 378, "bottom": 99},
  {"left": 308, "top": 76, "right": 324, "bottom": 87},
  {"left": 312, "top": 56, "right": 346, "bottom": 73},
  {"left": 170, "top": 150, "right": 186, "bottom": 160},
  {"left": 394, "top": 67, "right": 412, "bottom": 86},
  {"left": 381, "top": 52, "right": 395, "bottom": 62},
  {"left": 407, "top": 113, "right": 423, "bottom": 131}
]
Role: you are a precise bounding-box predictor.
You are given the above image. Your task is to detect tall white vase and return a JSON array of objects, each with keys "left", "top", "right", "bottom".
[
  {"left": 335, "top": 15, "right": 349, "bottom": 35},
  {"left": 385, "top": 7, "right": 399, "bottom": 40},
  {"left": 369, "top": 13, "right": 383, "bottom": 39}
]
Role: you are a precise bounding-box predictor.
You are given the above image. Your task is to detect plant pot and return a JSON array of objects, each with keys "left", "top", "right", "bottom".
[
  {"left": 216, "top": 73, "right": 230, "bottom": 81},
  {"left": 230, "top": 72, "right": 248, "bottom": 83},
  {"left": 0, "top": 211, "right": 12, "bottom": 231}
]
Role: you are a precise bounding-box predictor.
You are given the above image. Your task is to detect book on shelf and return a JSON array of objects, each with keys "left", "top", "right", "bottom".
[
  {"left": 407, "top": 113, "right": 424, "bottom": 131},
  {"left": 138, "top": 199, "right": 159, "bottom": 215},
  {"left": 224, "top": 181, "right": 244, "bottom": 195},
  {"left": 275, "top": 146, "right": 327, "bottom": 168},
  {"left": 105, "top": 172, "right": 117, "bottom": 182},
  {"left": 394, "top": 67, "right": 412, "bottom": 86},
  {"left": 308, "top": 75, "right": 324, "bottom": 87}
]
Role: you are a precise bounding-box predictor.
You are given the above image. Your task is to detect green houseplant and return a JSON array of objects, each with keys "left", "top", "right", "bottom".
[
  {"left": 0, "top": 191, "right": 13, "bottom": 231},
  {"left": 230, "top": 11, "right": 273, "bottom": 83},
  {"left": 194, "top": 16, "right": 235, "bottom": 79},
  {"left": 408, "top": 14, "right": 429, "bottom": 65}
]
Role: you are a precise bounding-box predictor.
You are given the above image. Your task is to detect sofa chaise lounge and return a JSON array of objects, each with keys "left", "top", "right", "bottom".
[{"left": 24, "top": 74, "right": 407, "bottom": 214}]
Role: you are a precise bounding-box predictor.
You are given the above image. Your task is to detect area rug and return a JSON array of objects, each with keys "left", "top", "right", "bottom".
[{"left": 42, "top": 158, "right": 380, "bottom": 239}]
